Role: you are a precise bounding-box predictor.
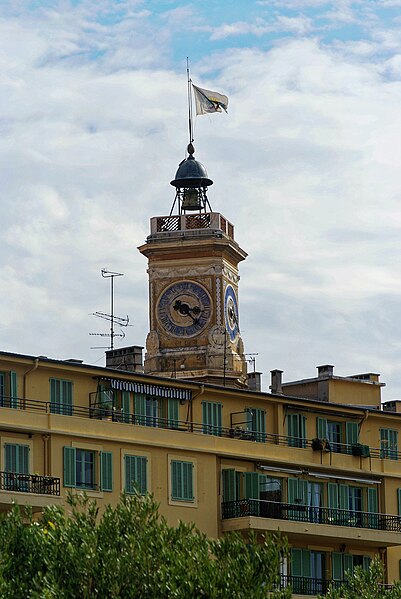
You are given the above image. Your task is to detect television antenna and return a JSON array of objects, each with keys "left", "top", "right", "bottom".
[
  {"left": 89, "top": 269, "right": 131, "bottom": 350},
  {"left": 245, "top": 353, "right": 259, "bottom": 373}
]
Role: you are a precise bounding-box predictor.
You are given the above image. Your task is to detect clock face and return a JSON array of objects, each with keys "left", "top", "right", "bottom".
[
  {"left": 224, "top": 285, "right": 239, "bottom": 341},
  {"left": 157, "top": 281, "right": 212, "bottom": 338}
]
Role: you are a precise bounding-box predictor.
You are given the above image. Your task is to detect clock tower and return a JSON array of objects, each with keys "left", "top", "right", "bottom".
[{"left": 138, "top": 144, "right": 248, "bottom": 388}]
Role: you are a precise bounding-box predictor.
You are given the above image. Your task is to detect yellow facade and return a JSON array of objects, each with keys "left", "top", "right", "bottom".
[{"left": 1, "top": 350, "right": 401, "bottom": 595}]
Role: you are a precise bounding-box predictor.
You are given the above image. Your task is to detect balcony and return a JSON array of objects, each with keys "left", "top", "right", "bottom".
[
  {"left": 221, "top": 499, "right": 401, "bottom": 547},
  {"left": 278, "top": 575, "right": 342, "bottom": 596},
  {"left": 0, "top": 395, "right": 400, "bottom": 464},
  {"left": 149, "top": 212, "right": 235, "bottom": 240},
  {"left": 276, "top": 575, "right": 392, "bottom": 597},
  {"left": 0, "top": 471, "right": 61, "bottom": 512}
]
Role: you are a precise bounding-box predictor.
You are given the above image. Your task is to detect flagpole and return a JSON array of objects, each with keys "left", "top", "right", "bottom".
[{"left": 186, "top": 57, "right": 194, "bottom": 145}]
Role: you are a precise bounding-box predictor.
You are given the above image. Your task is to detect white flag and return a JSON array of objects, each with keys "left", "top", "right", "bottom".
[{"left": 192, "top": 84, "right": 228, "bottom": 115}]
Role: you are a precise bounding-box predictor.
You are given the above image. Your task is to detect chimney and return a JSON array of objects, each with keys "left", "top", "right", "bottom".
[
  {"left": 105, "top": 346, "right": 144, "bottom": 372},
  {"left": 317, "top": 365, "right": 334, "bottom": 379},
  {"left": 270, "top": 369, "right": 283, "bottom": 394},
  {"left": 248, "top": 372, "right": 262, "bottom": 392}
]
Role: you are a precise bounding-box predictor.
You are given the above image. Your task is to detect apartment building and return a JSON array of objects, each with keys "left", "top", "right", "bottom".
[{"left": 1, "top": 350, "right": 401, "bottom": 596}]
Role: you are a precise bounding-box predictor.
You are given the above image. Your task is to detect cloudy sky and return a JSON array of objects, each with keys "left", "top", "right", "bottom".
[{"left": 1, "top": 0, "right": 401, "bottom": 399}]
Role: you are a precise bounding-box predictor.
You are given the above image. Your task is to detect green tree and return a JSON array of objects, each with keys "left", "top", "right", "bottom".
[
  {"left": 0, "top": 493, "right": 291, "bottom": 599},
  {"left": 321, "top": 558, "right": 401, "bottom": 599}
]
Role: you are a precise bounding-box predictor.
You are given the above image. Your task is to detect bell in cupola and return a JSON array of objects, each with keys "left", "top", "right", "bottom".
[{"left": 170, "top": 143, "right": 213, "bottom": 214}]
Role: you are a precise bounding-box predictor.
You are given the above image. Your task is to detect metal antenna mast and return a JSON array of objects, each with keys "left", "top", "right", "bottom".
[{"left": 89, "top": 269, "right": 131, "bottom": 350}]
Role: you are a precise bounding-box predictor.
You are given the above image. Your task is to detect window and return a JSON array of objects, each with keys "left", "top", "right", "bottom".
[
  {"left": 0, "top": 371, "right": 18, "bottom": 409},
  {"left": 50, "top": 379, "right": 73, "bottom": 415},
  {"left": 202, "top": 401, "right": 222, "bottom": 436},
  {"left": 291, "top": 549, "right": 326, "bottom": 595},
  {"left": 246, "top": 408, "right": 266, "bottom": 442},
  {"left": 4, "top": 443, "right": 29, "bottom": 491},
  {"left": 76, "top": 449, "right": 95, "bottom": 489},
  {"left": 327, "top": 482, "right": 364, "bottom": 526},
  {"left": 332, "top": 553, "right": 371, "bottom": 582},
  {"left": 316, "top": 418, "right": 358, "bottom": 453},
  {"left": 124, "top": 455, "right": 147, "bottom": 495},
  {"left": 287, "top": 413, "right": 306, "bottom": 448},
  {"left": 135, "top": 393, "right": 179, "bottom": 429},
  {"left": 380, "top": 428, "right": 398, "bottom": 460},
  {"left": 63, "top": 447, "right": 112, "bottom": 492},
  {"left": 171, "top": 460, "right": 193, "bottom": 501}
]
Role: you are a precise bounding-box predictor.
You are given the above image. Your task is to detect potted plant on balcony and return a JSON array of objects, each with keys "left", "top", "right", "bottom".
[
  {"left": 312, "top": 438, "right": 331, "bottom": 451},
  {"left": 352, "top": 443, "right": 370, "bottom": 457},
  {"left": 312, "top": 438, "right": 324, "bottom": 450}
]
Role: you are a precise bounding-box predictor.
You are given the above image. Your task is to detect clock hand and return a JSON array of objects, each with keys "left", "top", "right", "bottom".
[{"left": 173, "top": 301, "right": 203, "bottom": 323}]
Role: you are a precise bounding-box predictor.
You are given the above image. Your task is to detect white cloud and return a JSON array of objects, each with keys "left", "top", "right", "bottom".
[{"left": 1, "top": 2, "right": 401, "bottom": 400}]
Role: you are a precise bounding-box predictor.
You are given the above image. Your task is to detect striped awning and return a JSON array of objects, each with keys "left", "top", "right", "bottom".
[{"left": 98, "top": 377, "right": 192, "bottom": 401}]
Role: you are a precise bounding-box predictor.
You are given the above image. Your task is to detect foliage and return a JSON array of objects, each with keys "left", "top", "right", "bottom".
[
  {"left": 321, "top": 558, "right": 401, "bottom": 599},
  {"left": 0, "top": 493, "right": 290, "bottom": 599}
]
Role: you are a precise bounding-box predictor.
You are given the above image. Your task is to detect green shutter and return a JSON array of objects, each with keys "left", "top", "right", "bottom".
[
  {"left": 287, "top": 414, "right": 306, "bottom": 447},
  {"left": 4, "top": 444, "right": 16, "bottom": 472},
  {"left": 10, "top": 372, "right": 18, "bottom": 409},
  {"left": 5, "top": 444, "right": 29, "bottom": 474},
  {"left": 214, "top": 403, "right": 222, "bottom": 436},
  {"left": 50, "top": 379, "right": 73, "bottom": 415},
  {"left": 62, "top": 381, "right": 73, "bottom": 416},
  {"left": 122, "top": 391, "right": 130, "bottom": 424},
  {"left": 367, "top": 487, "right": 378, "bottom": 513},
  {"left": 202, "top": 401, "right": 222, "bottom": 436},
  {"left": 299, "top": 479, "right": 308, "bottom": 504},
  {"left": 167, "top": 398, "right": 179, "bottom": 429},
  {"left": 288, "top": 478, "right": 299, "bottom": 520},
  {"left": 18, "top": 445, "right": 29, "bottom": 474},
  {"left": 249, "top": 408, "right": 266, "bottom": 442},
  {"left": 134, "top": 393, "right": 146, "bottom": 425},
  {"left": 288, "top": 478, "right": 297, "bottom": 504},
  {"left": 367, "top": 487, "right": 378, "bottom": 528},
  {"left": 328, "top": 483, "right": 339, "bottom": 509},
  {"left": 317, "top": 417, "right": 328, "bottom": 439},
  {"left": 125, "top": 455, "right": 147, "bottom": 495},
  {"left": 291, "top": 548, "right": 303, "bottom": 576},
  {"left": 339, "top": 484, "right": 349, "bottom": 510},
  {"left": 244, "top": 472, "right": 259, "bottom": 499},
  {"left": 346, "top": 422, "right": 358, "bottom": 453},
  {"left": 63, "top": 447, "right": 76, "bottom": 487},
  {"left": 182, "top": 462, "right": 193, "bottom": 500},
  {"left": 100, "top": 451, "right": 113, "bottom": 492},
  {"left": 300, "top": 416, "right": 307, "bottom": 447},
  {"left": 332, "top": 553, "right": 343, "bottom": 581},
  {"left": 171, "top": 460, "right": 181, "bottom": 499},
  {"left": 125, "top": 455, "right": 134, "bottom": 493},
  {"left": 202, "top": 401, "right": 208, "bottom": 433},
  {"left": 343, "top": 554, "right": 353, "bottom": 579},
  {"left": 363, "top": 556, "right": 371, "bottom": 571},
  {"left": 287, "top": 414, "right": 296, "bottom": 446},
  {"left": 389, "top": 430, "right": 399, "bottom": 460},
  {"left": 171, "top": 460, "right": 193, "bottom": 501},
  {"left": 302, "top": 550, "right": 312, "bottom": 578},
  {"left": 50, "top": 379, "right": 59, "bottom": 414},
  {"left": 222, "top": 469, "right": 236, "bottom": 502}
]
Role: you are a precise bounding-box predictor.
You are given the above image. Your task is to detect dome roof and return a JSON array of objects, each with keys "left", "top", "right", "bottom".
[{"left": 170, "top": 155, "right": 213, "bottom": 188}]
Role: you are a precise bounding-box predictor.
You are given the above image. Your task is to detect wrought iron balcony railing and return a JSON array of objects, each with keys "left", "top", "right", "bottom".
[
  {"left": 221, "top": 499, "right": 401, "bottom": 532},
  {"left": 0, "top": 471, "right": 60, "bottom": 496},
  {"left": 0, "top": 394, "right": 399, "bottom": 462},
  {"left": 278, "top": 575, "right": 343, "bottom": 596}
]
